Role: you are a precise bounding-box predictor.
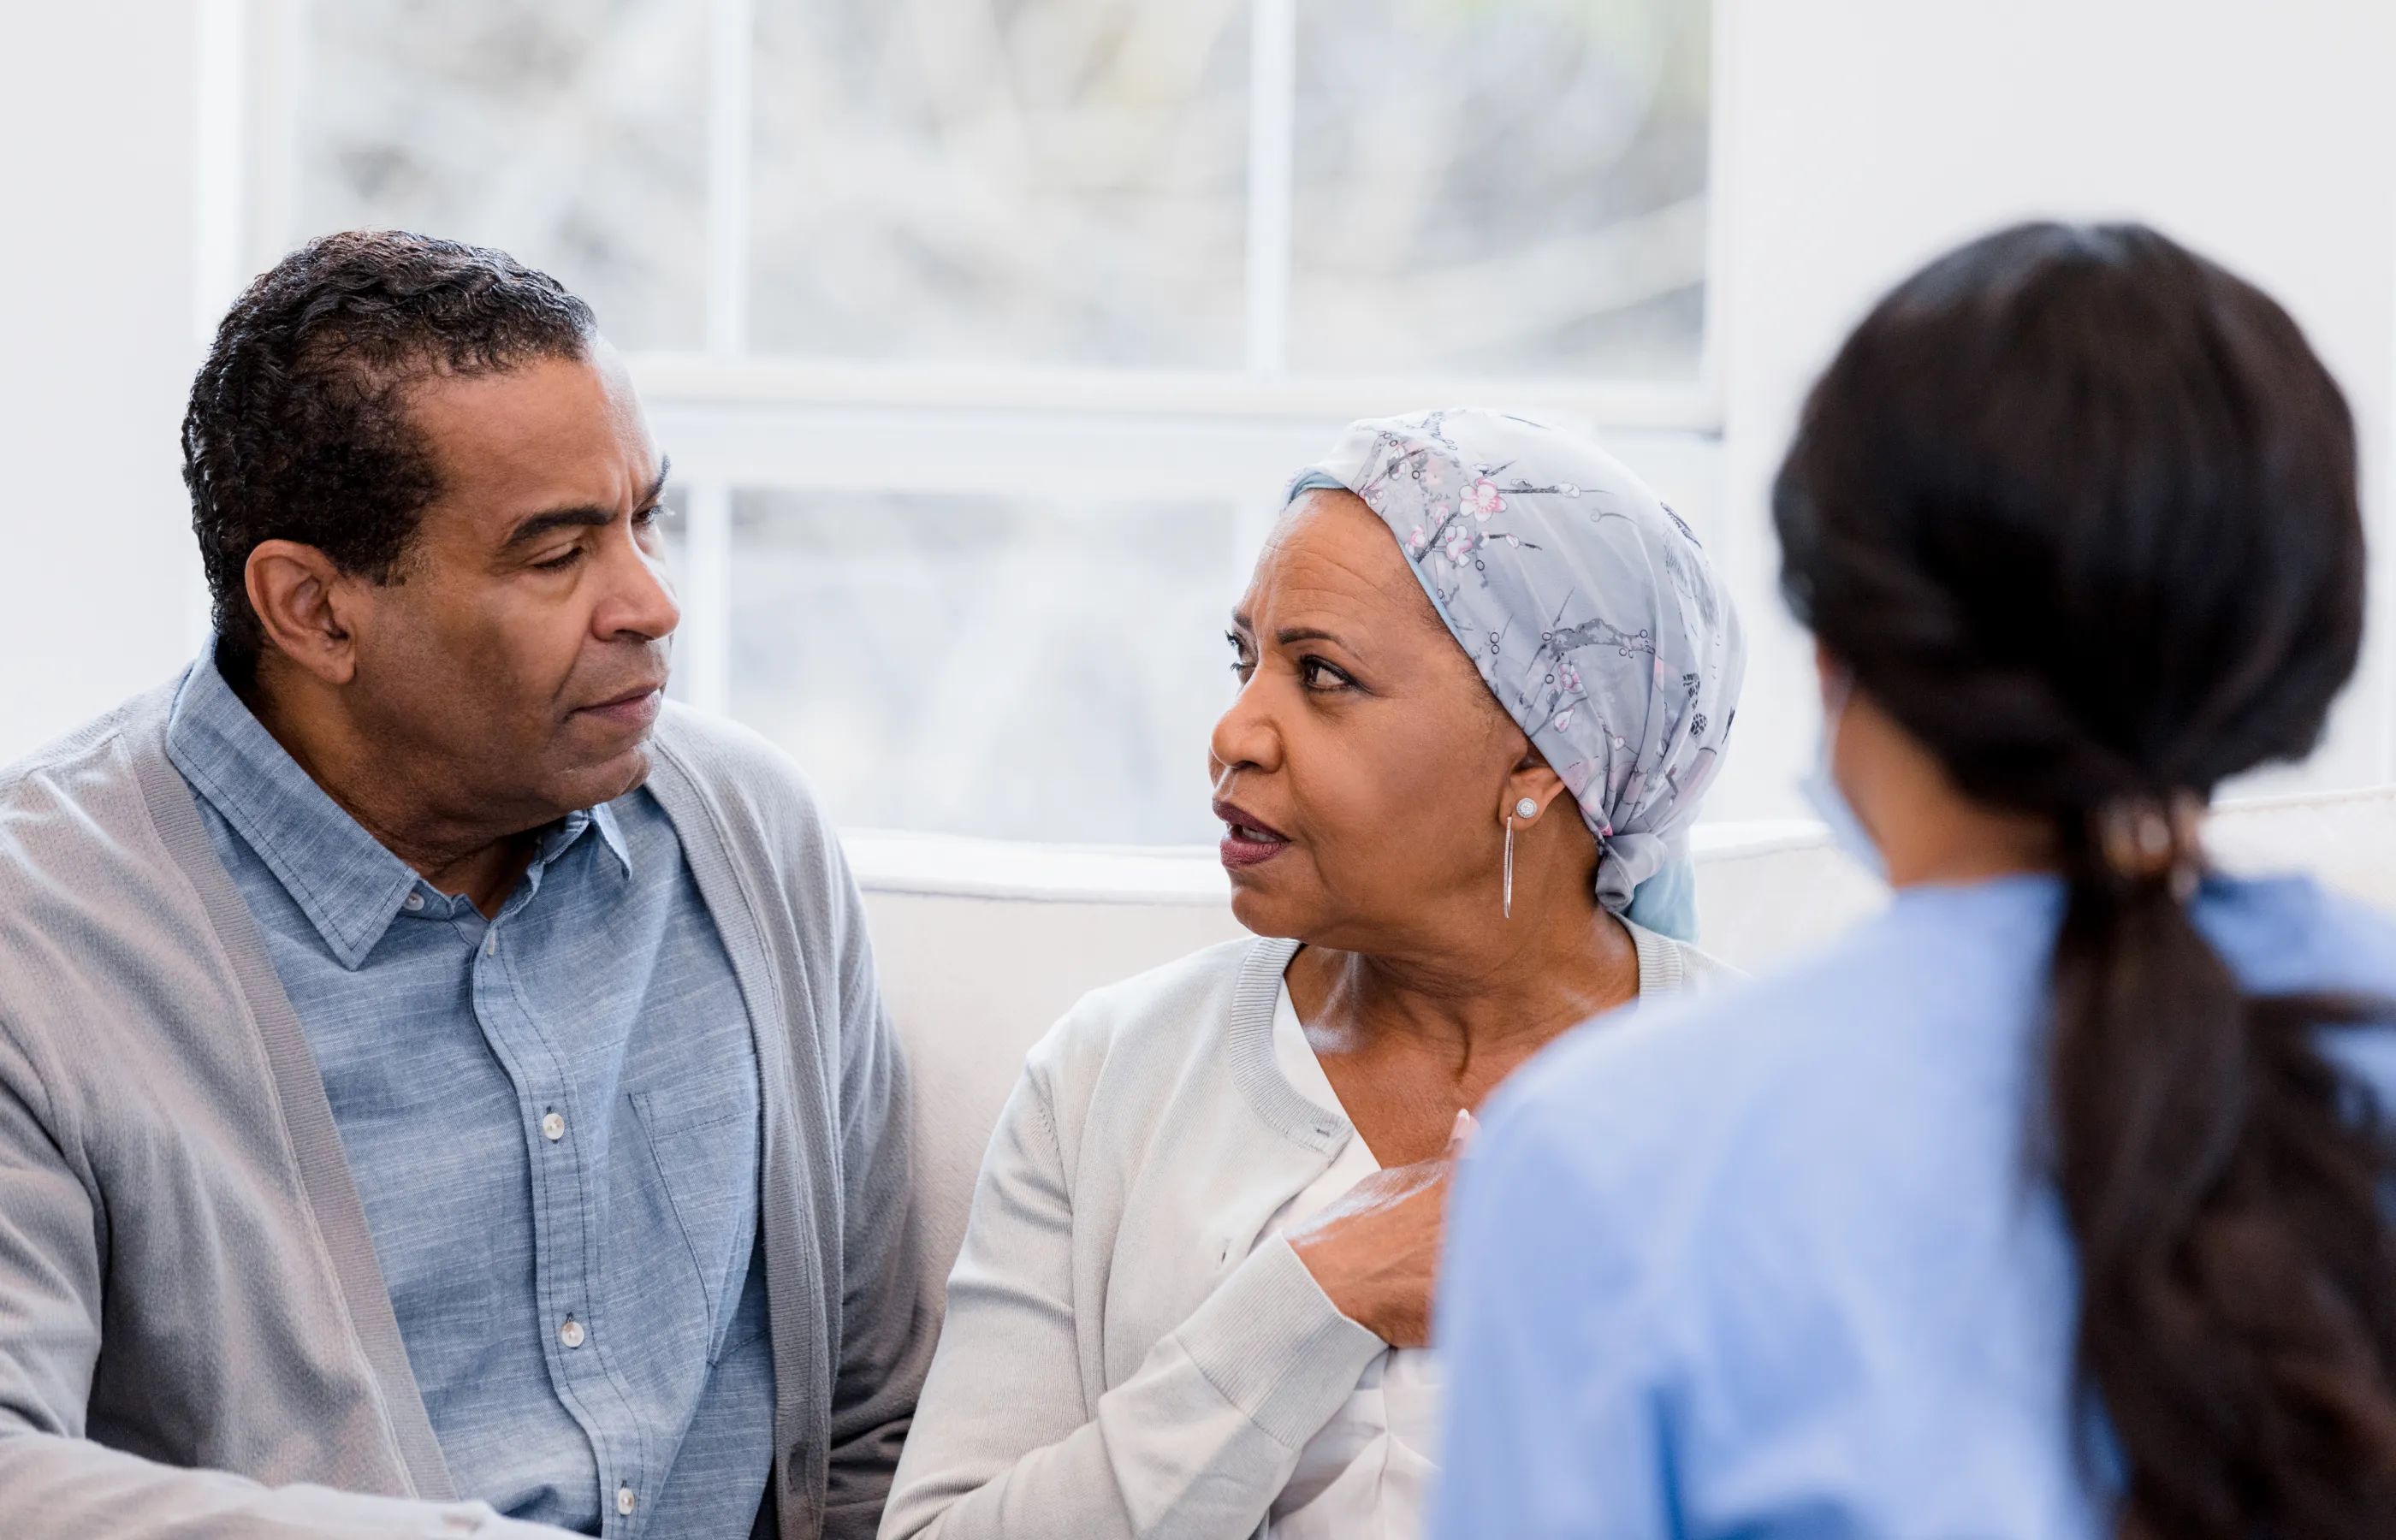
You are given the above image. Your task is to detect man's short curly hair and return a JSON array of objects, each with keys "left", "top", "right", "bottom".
[{"left": 182, "top": 230, "right": 596, "bottom": 681}]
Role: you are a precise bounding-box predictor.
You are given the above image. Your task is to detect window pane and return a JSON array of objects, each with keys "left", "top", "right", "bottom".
[
  {"left": 293, "top": 0, "right": 709, "bottom": 351},
  {"left": 747, "top": 0, "right": 1251, "bottom": 367},
  {"left": 1291, "top": 0, "right": 1711, "bottom": 377},
  {"left": 727, "top": 491, "right": 1238, "bottom": 842}
]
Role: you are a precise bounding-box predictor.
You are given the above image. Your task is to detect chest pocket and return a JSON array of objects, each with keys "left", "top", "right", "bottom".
[{"left": 629, "top": 1069, "right": 761, "bottom": 1359}]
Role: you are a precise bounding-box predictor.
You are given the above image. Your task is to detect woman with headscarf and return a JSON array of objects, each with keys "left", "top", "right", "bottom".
[{"left": 879, "top": 409, "right": 1745, "bottom": 1540}]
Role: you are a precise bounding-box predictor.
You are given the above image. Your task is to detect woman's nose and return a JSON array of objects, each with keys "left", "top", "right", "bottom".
[{"left": 1209, "top": 674, "right": 1279, "bottom": 778}]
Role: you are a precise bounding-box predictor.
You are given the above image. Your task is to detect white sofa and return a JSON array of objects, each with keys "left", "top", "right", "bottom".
[{"left": 848, "top": 785, "right": 2396, "bottom": 1327}]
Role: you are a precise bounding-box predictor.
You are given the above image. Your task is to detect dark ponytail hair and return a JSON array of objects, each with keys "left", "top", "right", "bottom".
[{"left": 1775, "top": 222, "right": 2396, "bottom": 1535}]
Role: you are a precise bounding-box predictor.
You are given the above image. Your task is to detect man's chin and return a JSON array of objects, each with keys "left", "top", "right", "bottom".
[{"left": 553, "top": 737, "right": 655, "bottom": 813}]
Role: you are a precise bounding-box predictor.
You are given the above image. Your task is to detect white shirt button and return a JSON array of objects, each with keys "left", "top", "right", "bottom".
[
  {"left": 541, "top": 1111, "right": 566, "bottom": 1142},
  {"left": 402, "top": 891, "right": 424, "bottom": 912},
  {"left": 559, "top": 1318, "right": 584, "bottom": 1349},
  {"left": 484, "top": 931, "right": 498, "bottom": 957},
  {"left": 615, "top": 1486, "right": 637, "bottom": 1516}
]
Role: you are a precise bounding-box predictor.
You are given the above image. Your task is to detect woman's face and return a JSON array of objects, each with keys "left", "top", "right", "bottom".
[{"left": 1212, "top": 489, "right": 1536, "bottom": 947}]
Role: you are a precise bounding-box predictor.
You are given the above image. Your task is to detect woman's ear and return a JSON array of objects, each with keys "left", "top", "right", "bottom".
[{"left": 1499, "top": 754, "right": 1571, "bottom": 823}]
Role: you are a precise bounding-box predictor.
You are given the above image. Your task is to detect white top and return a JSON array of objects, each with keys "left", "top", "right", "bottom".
[
  {"left": 1261, "top": 983, "right": 1441, "bottom": 1540},
  {"left": 882, "top": 927, "right": 1735, "bottom": 1540}
]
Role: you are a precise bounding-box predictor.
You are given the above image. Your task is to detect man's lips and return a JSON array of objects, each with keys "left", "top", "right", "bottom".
[
  {"left": 575, "top": 684, "right": 666, "bottom": 729},
  {"left": 1213, "top": 799, "right": 1291, "bottom": 870}
]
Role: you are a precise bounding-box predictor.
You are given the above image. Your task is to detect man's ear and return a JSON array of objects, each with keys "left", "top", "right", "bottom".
[{"left": 245, "top": 540, "right": 365, "bottom": 686}]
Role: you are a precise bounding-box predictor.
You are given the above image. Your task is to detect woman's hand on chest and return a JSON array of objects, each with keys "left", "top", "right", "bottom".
[{"left": 1286, "top": 1109, "right": 1474, "bottom": 1349}]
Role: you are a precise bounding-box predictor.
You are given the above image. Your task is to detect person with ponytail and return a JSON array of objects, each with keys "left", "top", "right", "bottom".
[{"left": 1431, "top": 222, "right": 2396, "bottom": 1539}]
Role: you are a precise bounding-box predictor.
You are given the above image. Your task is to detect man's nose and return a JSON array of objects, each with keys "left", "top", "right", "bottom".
[{"left": 596, "top": 527, "right": 682, "bottom": 643}]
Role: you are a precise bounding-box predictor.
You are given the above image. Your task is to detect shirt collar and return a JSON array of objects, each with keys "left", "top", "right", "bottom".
[
  {"left": 164, "top": 649, "right": 632, "bottom": 969},
  {"left": 558, "top": 800, "right": 632, "bottom": 876}
]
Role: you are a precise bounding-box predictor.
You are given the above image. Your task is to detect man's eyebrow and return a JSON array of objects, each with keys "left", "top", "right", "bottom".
[
  {"left": 502, "top": 506, "right": 613, "bottom": 548},
  {"left": 501, "top": 460, "right": 672, "bottom": 549}
]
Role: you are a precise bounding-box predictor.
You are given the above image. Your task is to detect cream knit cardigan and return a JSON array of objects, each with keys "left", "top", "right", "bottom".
[{"left": 881, "top": 925, "right": 1729, "bottom": 1540}]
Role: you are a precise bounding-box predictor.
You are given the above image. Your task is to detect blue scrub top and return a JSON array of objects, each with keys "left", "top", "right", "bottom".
[{"left": 1434, "top": 874, "right": 2396, "bottom": 1539}]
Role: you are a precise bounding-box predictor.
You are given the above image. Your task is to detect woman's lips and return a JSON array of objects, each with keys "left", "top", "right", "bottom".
[{"left": 1213, "top": 799, "right": 1290, "bottom": 871}]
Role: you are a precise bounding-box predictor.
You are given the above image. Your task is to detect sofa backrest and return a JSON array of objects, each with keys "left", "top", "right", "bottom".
[{"left": 852, "top": 785, "right": 2396, "bottom": 1331}]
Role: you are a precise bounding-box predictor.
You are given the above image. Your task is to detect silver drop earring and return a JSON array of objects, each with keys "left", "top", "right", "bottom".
[{"left": 1502, "top": 798, "right": 1536, "bottom": 919}]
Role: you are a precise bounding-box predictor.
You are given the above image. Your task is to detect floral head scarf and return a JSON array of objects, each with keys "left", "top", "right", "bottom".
[{"left": 1287, "top": 409, "right": 1745, "bottom": 939}]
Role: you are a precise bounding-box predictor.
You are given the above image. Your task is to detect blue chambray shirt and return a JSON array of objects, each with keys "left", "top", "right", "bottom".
[{"left": 164, "top": 653, "right": 775, "bottom": 1539}]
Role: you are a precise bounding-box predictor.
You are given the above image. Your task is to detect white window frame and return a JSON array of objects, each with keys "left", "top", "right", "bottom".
[{"left": 195, "top": 0, "right": 1728, "bottom": 731}]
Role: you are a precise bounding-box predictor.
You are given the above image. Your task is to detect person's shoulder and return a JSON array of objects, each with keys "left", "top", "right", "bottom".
[
  {"left": 1013, "top": 936, "right": 1287, "bottom": 1161},
  {"left": 0, "top": 682, "right": 195, "bottom": 1051},
  {"left": 1071, "top": 932, "right": 1260, "bottom": 1011},
  {"left": 1030, "top": 935, "right": 1266, "bottom": 1079},
  {"left": 0, "top": 682, "right": 173, "bottom": 804},
  {"left": 0, "top": 680, "right": 181, "bottom": 868},
  {"left": 1536, "top": 903, "right": 1929, "bottom": 1092},
  {"left": 2200, "top": 876, "right": 2396, "bottom": 1116},
  {"left": 1628, "top": 921, "right": 1741, "bottom": 995},
  {"left": 1675, "top": 942, "right": 1742, "bottom": 989},
  {"left": 2198, "top": 874, "right": 2396, "bottom": 1000},
  {"left": 1458, "top": 889, "right": 2061, "bottom": 1372},
  {"left": 644, "top": 703, "right": 857, "bottom": 892},
  {"left": 1496, "top": 932, "right": 1865, "bottom": 1165},
  {"left": 649, "top": 702, "right": 828, "bottom": 827},
  {"left": 1488, "top": 886, "right": 2055, "bottom": 1203}
]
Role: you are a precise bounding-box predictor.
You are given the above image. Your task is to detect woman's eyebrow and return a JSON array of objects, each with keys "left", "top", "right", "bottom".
[{"left": 1275, "top": 626, "right": 1348, "bottom": 647}]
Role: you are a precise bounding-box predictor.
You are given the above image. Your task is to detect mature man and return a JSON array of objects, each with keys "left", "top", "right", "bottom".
[{"left": 0, "top": 233, "right": 928, "bottom": 1538}]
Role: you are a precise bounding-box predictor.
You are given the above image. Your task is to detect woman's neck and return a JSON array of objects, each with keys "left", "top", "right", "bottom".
[
  {"left": 1284, "top": 895, "right": 1640, "bottom": 1166},
  {"left": 1832, "top": 678, "right": 2057, "bottom": 887},
  {"left": 1285, "top": 896, "right": 1640, "bottom": 1086}
]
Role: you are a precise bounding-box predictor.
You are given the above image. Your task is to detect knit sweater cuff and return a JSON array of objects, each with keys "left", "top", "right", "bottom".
[{"left": 1171, "top": 1234, "right": 1387, "bottom": 1449}]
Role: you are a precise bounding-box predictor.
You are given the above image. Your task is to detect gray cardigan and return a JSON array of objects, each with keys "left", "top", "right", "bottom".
[
  {"left": 881, "top": 925, "right": 1728, "bottom": 1540},
  {"left": 0, "top": 678, "right": 930, "bottom": 1539}
]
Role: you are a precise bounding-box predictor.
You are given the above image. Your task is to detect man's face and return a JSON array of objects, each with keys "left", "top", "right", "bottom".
[{"left": 341, "top": 342, "right": 679, "bottom": 829}]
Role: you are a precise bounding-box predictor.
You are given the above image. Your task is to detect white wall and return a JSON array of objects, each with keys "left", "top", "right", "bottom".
[
  {"left": 0, "top": 0, "right": 205, "bottom": 762},
  {"left": 1705, "top": 0, "right": 2396, "bottom": 819},
  {"left": 3, "top": 0, "right": 2393, "bottom": 812}
]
